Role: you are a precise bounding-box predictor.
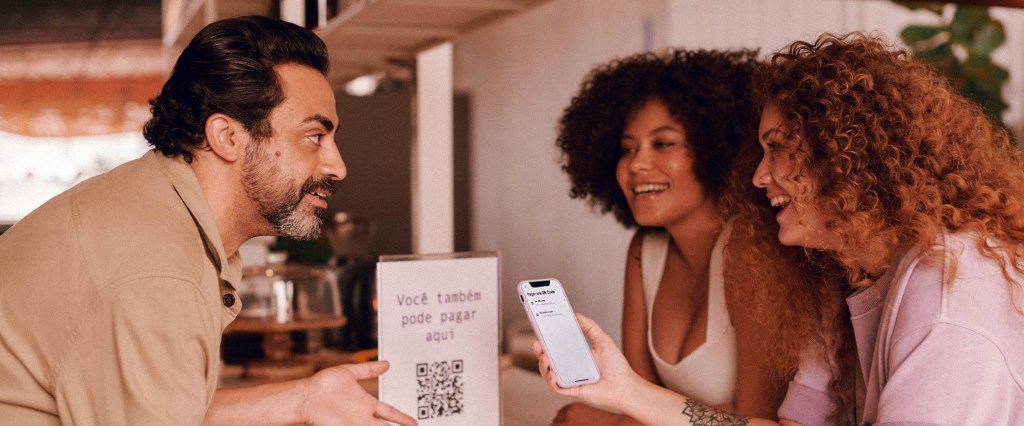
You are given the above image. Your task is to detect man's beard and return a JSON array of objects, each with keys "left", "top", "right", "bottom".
[{"left": 241, "top": 141, "right": 335, "bottom": 240}]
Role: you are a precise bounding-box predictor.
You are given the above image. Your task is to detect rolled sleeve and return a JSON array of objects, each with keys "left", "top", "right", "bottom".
[
  {"left": 54, "top": 277, "right": 218, "bottom": 425},
  {"left": 778, "top": 345, "right": 837, "bottom": 426},
  {"left": 778, "top": 381, "right": 834, "bottom": 426}
]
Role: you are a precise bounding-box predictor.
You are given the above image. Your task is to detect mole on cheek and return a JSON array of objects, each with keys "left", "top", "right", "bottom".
[{"left": 275, "top": 151, "right": 281, "bottom": 157}]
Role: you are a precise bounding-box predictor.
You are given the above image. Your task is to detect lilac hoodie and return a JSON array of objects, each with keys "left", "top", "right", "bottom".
[{"left": 779, "top": 232, "right": 1024, "bottom": 425}]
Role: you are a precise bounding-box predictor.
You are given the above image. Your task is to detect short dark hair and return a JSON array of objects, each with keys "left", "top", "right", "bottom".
[
  {"left": 144, "top": 15, "right": 330, "bottom": 162},
  {"left": 557, "top": 49, "right": 760, "bottom": 228}
]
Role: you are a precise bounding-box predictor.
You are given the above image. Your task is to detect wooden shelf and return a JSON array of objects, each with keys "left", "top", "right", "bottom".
[
  {"left": 161, "top": 0, "right": 552, "bottom": 88},
  {"left": 316, "top": 0, "right": 550, "bottom": 86},
  {"left": 161, "top": 0, "right": 276, "bottom": 69}
]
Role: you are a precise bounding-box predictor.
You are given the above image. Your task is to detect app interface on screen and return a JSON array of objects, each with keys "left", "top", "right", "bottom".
[{"left": 523, "top": 284, "right": 595, "bottom": 382}]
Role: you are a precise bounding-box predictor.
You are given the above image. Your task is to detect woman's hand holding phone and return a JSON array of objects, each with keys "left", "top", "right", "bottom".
[
  {"left": 518, "top": 279, "right": 600, "bottom": 387},
  {"left": 536, "top": 314, "right": 772, "bottom": 426},
  {"left": 532, "top": 313, "right": 649, "bottom": 413},
  {"left": 524, "top": 280, "right": 699, "bottom": 425}
]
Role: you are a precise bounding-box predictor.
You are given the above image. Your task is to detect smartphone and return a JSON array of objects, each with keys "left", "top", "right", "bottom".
[{"left": 518, "top": 278, "right": 600, "bottom": 387}]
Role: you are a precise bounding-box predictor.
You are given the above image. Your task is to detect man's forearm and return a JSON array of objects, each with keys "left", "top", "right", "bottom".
[{"left": 206, "top": 380, "right": 305, "bottom": 425}]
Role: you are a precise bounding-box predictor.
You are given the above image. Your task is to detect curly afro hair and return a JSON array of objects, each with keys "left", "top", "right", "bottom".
[{"left": 557, "top": 48, "right": 760, "bottom": 228}]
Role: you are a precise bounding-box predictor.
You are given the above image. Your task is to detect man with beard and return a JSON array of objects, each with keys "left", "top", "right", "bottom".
[{"left": 0, "top": 16, "right": 416, "bottom": 426}]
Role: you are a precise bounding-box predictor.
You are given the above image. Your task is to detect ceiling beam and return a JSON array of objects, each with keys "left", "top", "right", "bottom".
[
  {"left": 385, "top": 0, "right": 526, "bottom": 10},
  {"left": 950, "top": 0, "right": 1024, "bottom": 7},
  {"left": 341, "top": 24, "right": 460, "bottom": 39}
]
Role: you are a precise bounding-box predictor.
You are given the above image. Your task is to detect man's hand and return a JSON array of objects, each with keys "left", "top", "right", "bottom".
[
  {"left": 299, "top": 361, "right": 416, "bottom": 426},
  {"left": 207, "top": 360, "right": 416, "bottom": 426}
]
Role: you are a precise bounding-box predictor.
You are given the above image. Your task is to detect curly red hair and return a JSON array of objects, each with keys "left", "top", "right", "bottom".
[
  {"left": 748, "top": 31, "right": 1024, "bottom": 423},
  {"left": 721, "top": 119, "right": 852, "bottom": 421}
]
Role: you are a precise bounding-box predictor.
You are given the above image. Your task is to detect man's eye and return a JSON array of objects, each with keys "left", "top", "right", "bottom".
[{"left": 306, "top": 134, "right": 324, "bottom": 145}]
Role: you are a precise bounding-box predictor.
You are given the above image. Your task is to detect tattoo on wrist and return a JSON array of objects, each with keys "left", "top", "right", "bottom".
[{"left": 681, "top": 400, "right": 749, "bottom": 426}]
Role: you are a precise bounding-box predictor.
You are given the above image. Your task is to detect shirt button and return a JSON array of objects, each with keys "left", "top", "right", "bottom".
[{"left": 223, "top": 293, "right": 236, "bottom": 307}]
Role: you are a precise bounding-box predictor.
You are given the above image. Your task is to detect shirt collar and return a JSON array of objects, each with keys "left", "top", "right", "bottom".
[{"left": 151, "top": 150, "right": 242, "bottom": 289}]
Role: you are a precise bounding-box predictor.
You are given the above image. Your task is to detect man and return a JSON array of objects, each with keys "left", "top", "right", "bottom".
[{"left": 0, "top": 16, "right": 415, "bottom": 426}]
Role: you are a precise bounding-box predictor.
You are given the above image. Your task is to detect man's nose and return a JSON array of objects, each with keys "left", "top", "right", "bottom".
[{"left": 321, "top": 140, "right": 347, "bottom": 181}]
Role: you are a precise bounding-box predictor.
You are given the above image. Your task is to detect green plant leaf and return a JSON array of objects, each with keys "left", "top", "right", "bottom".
[
  {"left": 967, "top": 70, "right": 1003, "bottom": 95},
  {"left": 992, "top": 66, "right": 1010, "bottom": 82},
  {"left": 916, "top": 43, "right": 954, "bottom": 67},
  {"left": 965, "top": 66, "right": 1010, "bottom": 95},
  {"left": 895, "top": 1, "right": 944, "bottom": 14},
  {"left": 970, "top": 21, "right": 1006, "bottom": 56},
  {"left": 963, "top": 79, "right": 1008, "bottom": 116},
  {"left": 899, "top": 2, "right": 1012, "bottom": 139},
  {"left": 950, "top": 6, "right": 991, "bottom": 43},
  {"left": 960, "top": 57, "right": 1007, "bottom": 114},
  {"left": 901, "top": 25, "right": 945, "bottom": 46}
]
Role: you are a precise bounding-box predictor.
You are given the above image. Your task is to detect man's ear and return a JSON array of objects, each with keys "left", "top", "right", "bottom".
[{"left": 204, "top": 112, "right": 247, "bottom": 162}]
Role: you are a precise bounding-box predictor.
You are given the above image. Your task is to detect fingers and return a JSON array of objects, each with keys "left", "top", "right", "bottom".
[
  {"left": 375, "top": 400, "right": 417, "bottom": 426},
  {"left": 543, "top": 363, "right": 579, "bottom": 397},
  {"left": 536, "top": 353, "right": 580, "bottom": 397},
  {"left": 531, "top": 339, "right": 543, "bottom": 357},
  {"left": 575, "top": 313, "right": 597, "bottom": 333},
  {"left": 575, "top": 313, "right": 612, "bottom": 346},
  {"left": 536, "top": 350, "right": 550, "bottom": 376},
  {"left": 341, "top": 360, "right": 390, "bottom": 380}
]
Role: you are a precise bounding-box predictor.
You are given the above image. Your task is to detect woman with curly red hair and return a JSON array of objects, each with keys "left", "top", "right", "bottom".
[
  {"left": 536, "top": 32, "right": 1024, "bottom": 425},
  {"left": 551, "top": 48, "right": 828, "bottom": 424}
]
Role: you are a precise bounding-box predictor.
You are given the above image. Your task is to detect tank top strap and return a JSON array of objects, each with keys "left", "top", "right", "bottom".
[{"left": 640, "top": 230, "right": 671, "bottom": 318}]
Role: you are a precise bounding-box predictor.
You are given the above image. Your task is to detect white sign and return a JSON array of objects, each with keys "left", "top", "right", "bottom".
[{"left": 377, "top": 252, "right": 500, "bottom": 425}]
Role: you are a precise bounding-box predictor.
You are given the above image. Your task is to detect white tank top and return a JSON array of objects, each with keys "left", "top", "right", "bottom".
[{"left": 641, "top": 224, "right": 736, "bottom": 406}]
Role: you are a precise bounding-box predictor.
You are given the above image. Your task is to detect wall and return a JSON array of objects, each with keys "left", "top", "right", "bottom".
[
  {"left": 994, "top": 7, "right": 1024, "bottom": 138},
  {"left": 329, "top": 91, "right": 413, "bottom": 258},
  {"left": 454, "top": 0, "right": 1024, "bottom": 345}
]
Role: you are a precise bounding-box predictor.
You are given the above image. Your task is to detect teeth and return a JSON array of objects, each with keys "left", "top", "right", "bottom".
[
  {"left": 633, "top": 183, "right": 669, "bottom": 195},
  {"left": 770, "top": 195, "right": 791, "bottom": 208}
]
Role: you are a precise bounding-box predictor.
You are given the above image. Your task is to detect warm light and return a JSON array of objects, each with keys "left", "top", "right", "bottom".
[
  {"left": 0, "top": 130, "right": 148, "bottom": 223},
  {"left": 344, "top": 72, "right": 383, "bottom": 96}
]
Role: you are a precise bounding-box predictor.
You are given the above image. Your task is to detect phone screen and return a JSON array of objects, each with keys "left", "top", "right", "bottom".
[{"left": 519, "top": 279, "right": 600, "bottom": 387}]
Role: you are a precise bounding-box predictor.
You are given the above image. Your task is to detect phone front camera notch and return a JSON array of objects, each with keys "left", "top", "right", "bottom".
[{"left": 528, "top": 280, "right": 550, "bottom": 288}]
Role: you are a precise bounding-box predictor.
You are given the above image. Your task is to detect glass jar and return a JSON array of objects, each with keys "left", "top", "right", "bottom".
[{"left": 237, "top": 263, "right": 341, "bottom": 324}]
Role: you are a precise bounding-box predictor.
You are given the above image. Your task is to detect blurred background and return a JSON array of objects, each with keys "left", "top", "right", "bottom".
[{"left": 1, "top": 0, "right": 1023, "bottom": 361}]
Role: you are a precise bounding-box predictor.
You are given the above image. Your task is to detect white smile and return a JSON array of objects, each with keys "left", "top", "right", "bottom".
[
  {"left": 309, "top": 190, "right": 330, "bottom": 200},
  {"left": 633, "top": 183, "right": 669, "bottom": 195},
  {"left": 770, "top": 195, "right": 791, "bottom": 209}
]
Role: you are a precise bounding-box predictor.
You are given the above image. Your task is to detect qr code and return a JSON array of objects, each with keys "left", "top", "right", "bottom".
[{"left": 416, "top": 360, "right": 464, "bottom": 420}]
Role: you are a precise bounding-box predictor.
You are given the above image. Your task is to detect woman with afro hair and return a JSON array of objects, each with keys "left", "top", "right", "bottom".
[
  {"left": 550, "top": 48, "right": 827, "bottom": 424},
  {"left": 536, "top": 32, "right": 1024, "bottom": 425}
]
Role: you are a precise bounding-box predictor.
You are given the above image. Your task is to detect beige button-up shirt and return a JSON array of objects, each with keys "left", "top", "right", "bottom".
[{"left": 0, "top": 150, "right": 242, "bottom": 424}]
